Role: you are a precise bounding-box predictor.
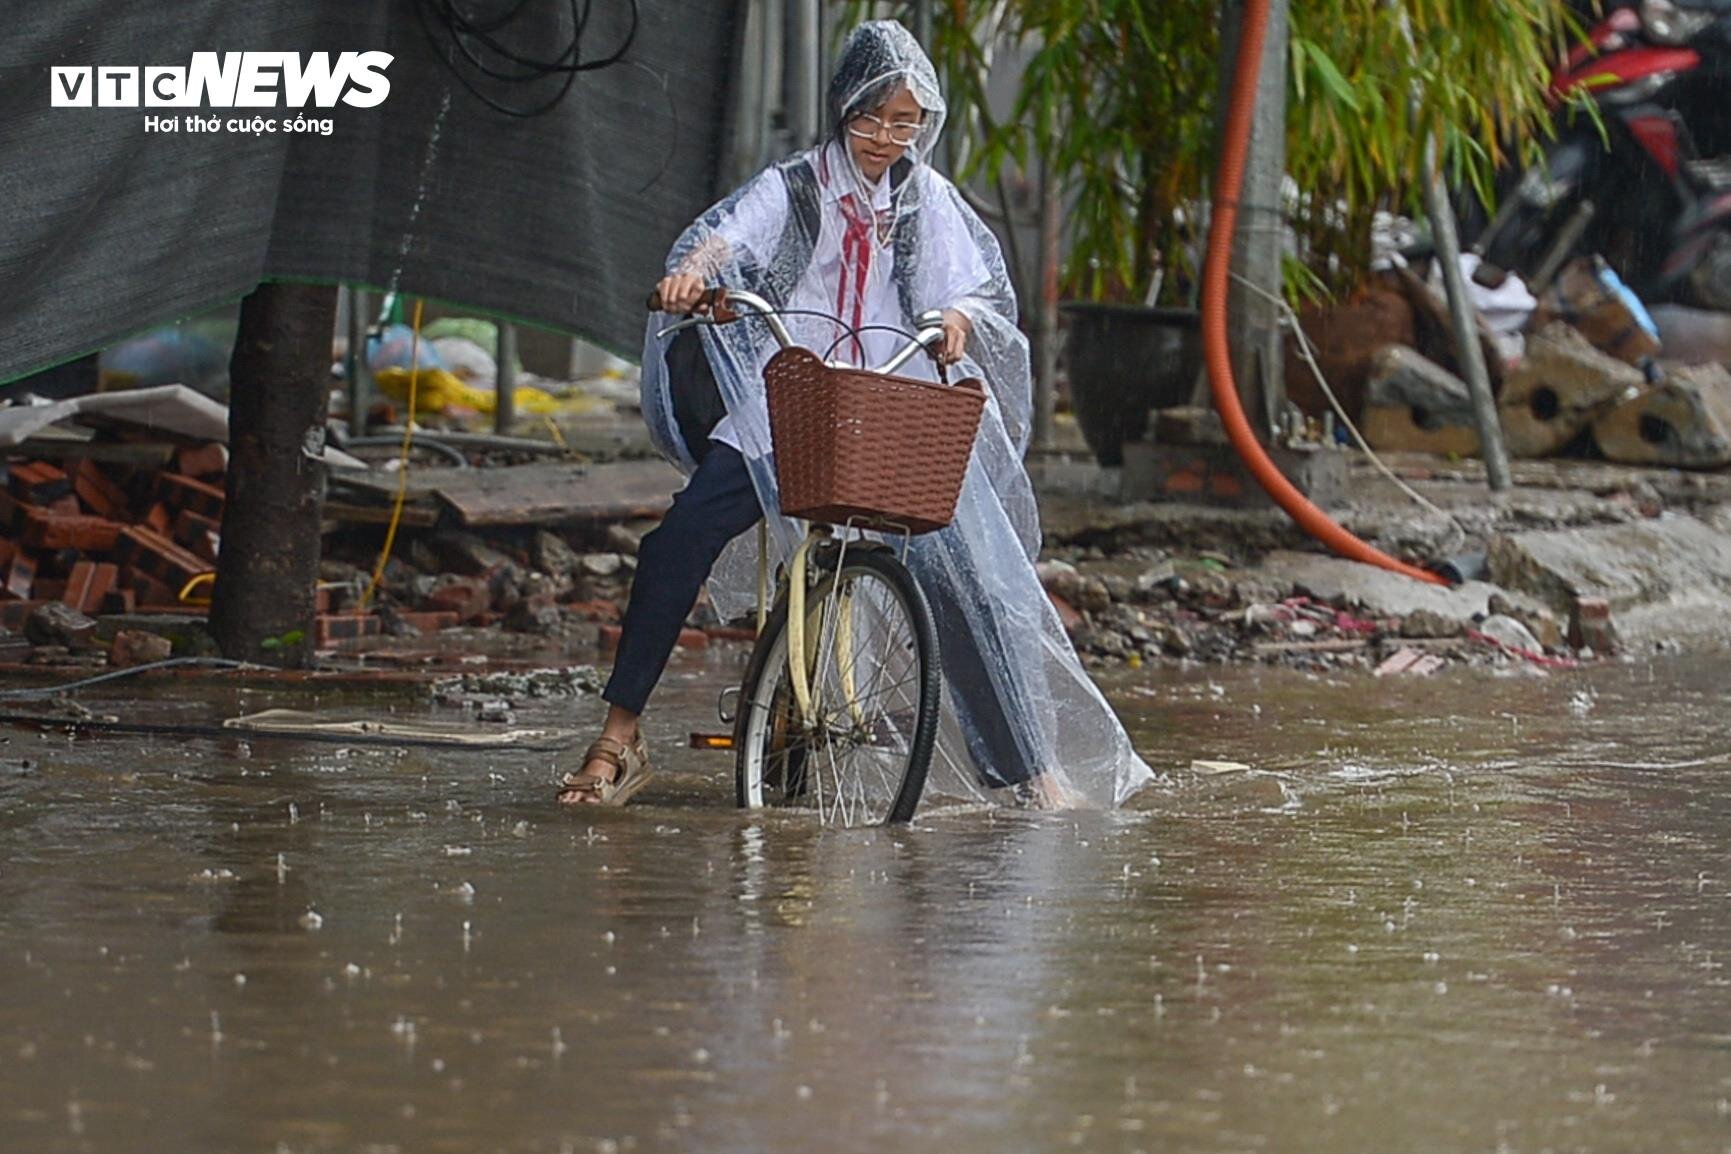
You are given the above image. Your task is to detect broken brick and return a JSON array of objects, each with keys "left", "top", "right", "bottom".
[
  {"left": 422, "top": 575, "right": 490, "bottom": 622},
  {"left": 314, "top": 614, "right": 381, "bottom": 647},
  {"left": 172, "top": 509, "right": 222, "bottom": 563},
  {"left": 395, "top": 610, "right": 459, "bottom": 633},
  {"left": 173, "top": 442, "right": 228, "bottom": 480},
  {"left": 1568, "top": 596, "right": 1618, "bottom": 655},
  {"left": 154, "top": 472, "right": 225, "bottom": 520},
  {"left": 32, "top": 578, "right": 66, "bottom": 602},
  {"left": 67, "top": 458, "right": 130, "bottom": 518},
  {"left": 111, "top": 628, "right": 173, "bottom": 668},
  {"left": 144, "top": 503, "right": 173, "bottom": 534},
  {"left": 116, "top": 526, "right": 212, "bottom": 591},
  {"left": 123, "top": 567, "right": 182, "bottom": 609},
  {"left": 64, "top": 561, "right": 119, "bottom": 614},
  {"left": 19, "top": 513, "right": 123, "bottom": 553},
  {"left": 7, "top": 461, "right": 71, "bottom": 505}
]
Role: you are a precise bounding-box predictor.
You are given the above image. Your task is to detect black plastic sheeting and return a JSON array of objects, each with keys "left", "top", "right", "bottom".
[{"left": 0, "top": 1, "right": 743, "bottom": 384}]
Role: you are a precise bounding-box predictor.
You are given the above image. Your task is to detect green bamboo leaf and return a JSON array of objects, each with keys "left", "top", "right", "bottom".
[{"left": 1301, "top": 40, "right": 1362, "bottom": 113}]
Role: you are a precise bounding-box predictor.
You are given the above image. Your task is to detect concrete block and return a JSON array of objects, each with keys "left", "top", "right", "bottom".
[
  {"left": 1361, "top": 346, "right": 1482, "bottom": 457},
  {"left": 1489, "top": 514, "right": 1731, "bottom": 647},
  {"left": 1121, "top": 441, "right": 1347, "bottom": 509},
  {"left": 1593, "top": 362, "right": 1731, "bottom": 469},
  {"left": 1499, "top": 323, "right": 1644, "bottom": 459}
]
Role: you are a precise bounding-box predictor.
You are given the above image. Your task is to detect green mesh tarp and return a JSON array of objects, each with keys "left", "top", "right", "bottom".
[{"left": 0, "top": 1, "right": 743, "bottom": 384}]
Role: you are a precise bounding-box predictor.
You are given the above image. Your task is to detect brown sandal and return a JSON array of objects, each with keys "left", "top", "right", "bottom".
[{"left": 556, "top": 732, "right": 654, "bottom": 807}]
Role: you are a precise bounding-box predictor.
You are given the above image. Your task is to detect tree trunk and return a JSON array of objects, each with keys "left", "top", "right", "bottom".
[{"left": 209, "top": 281, "right": 337, "bottom": 667}]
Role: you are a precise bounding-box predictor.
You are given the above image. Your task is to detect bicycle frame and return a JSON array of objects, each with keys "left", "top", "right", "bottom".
[{"left": 657, "top": 288, "right": 945, "bottom": 740}]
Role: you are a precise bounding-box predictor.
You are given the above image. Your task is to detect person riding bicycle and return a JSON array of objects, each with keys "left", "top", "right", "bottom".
[{"left": 558, "top": 20, "right": 1152, "bottom": 809}]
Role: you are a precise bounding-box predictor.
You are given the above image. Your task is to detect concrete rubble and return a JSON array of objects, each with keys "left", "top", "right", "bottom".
[{"left": 1036, "top": 448, "right": 1731, "bottom": 671}]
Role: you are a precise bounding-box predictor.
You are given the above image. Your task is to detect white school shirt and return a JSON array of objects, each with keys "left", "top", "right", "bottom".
[{"left": 707, "top": 142, "right": 935, "bottom": 452}]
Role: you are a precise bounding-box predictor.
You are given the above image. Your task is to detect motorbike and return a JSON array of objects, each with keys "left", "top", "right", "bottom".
[{"left": 1474, "top": 0, "right": 1731, "bottom": 310}]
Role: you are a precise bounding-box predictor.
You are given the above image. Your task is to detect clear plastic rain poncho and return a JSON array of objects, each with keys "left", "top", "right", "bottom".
[{"left": 641, "top": 21, "right": 1153, "bottom": 807}]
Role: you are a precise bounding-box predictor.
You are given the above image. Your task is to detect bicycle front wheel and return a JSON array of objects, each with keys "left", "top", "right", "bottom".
[{"left": 734, "top": 548, "right": 939, "bottom": 826}]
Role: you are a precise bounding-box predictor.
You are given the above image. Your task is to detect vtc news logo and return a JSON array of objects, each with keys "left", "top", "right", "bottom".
[{"left": 51, "top": 51, "right": 394, "bottom": 108}]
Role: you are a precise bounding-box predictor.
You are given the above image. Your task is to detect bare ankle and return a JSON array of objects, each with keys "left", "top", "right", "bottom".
[{"left": 601, "top": 705, "right": 640, "bottom": 744}]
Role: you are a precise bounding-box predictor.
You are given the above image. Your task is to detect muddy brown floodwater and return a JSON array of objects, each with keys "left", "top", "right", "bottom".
[{"left": 4, "top": 649, "right": 1731, "bottom": 1153}]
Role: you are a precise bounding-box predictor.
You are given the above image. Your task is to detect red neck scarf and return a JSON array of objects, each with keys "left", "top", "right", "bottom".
[{"left": 836, "top": 191, "right": 874, "bottom": 364}]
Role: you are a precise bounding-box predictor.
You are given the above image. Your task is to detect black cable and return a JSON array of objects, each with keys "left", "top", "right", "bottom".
[
  {"left": 0, "top": 657, "right": 263, "bottom": 700},
  {"left": 822, "top": 323, "right": 926, "bottom": 363},
  {"left": 443, "top": 0, "right": 632, "bottom": 74},
  {"left": 413, "top": 0, "right": 639, "bottom": 119}
]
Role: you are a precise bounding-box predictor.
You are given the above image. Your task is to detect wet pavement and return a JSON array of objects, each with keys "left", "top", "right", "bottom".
[{"left": 4, "top": 647, "right": 1731, "bottom": 1152}]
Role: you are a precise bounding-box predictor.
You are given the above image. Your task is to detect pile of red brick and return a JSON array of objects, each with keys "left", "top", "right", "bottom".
[{"left": 0, "top": 443, "right": 227, "bottom": 634}]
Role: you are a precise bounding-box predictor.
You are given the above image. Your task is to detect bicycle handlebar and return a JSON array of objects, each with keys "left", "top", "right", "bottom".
[{"left": 649, "top": 285, "right": 946, "bottom": 378}]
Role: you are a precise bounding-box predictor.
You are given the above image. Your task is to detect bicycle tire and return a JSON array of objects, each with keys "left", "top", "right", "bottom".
[{"left": 733, "top": 547, "right": 939, "bottom": 826}]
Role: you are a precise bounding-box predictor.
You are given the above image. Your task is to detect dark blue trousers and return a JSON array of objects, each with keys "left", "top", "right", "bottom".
[
  {"left": 604, "top": 443, "right": 761, "bottom": 715},
  {"left": 603, "top": 442, "right": 1035, "bottom": 787}
]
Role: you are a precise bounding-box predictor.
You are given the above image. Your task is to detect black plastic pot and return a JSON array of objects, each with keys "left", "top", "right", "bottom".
[{"left": 1061, "top": 303, "right": 1203, "bottom": 466}]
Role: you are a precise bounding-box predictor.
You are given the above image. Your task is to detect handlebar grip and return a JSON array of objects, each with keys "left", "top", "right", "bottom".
[{"left": 647, "top": 287, "right": 729, "bottom": 314}]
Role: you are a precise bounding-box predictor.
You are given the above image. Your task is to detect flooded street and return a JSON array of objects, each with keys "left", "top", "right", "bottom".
[{"left": 5, "top": 650, "right": 1731, "bottom": 1153}]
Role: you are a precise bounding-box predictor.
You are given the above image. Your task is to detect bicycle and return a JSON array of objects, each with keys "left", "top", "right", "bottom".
[{"left": 649, "top": 287, "right": 985, "bottom": 827}]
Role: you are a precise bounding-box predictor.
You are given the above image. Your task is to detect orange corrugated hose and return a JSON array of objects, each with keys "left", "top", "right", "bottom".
[{"left": 1203, "top": 0, "right": 1447, "bottom": 586}]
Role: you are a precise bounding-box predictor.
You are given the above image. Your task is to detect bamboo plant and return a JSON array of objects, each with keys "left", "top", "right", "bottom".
[{"left": 841, "top": 0, "right": 1580, "bottom": 305}]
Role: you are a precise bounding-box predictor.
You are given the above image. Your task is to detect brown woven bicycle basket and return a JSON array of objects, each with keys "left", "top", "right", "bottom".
[{"left": 764, "top": 347, "right": 986, "bottom": 535}]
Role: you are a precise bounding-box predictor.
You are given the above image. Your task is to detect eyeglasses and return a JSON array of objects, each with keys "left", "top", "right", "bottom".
[{"left": 846, "top": 112, "right": 922, "bottom": 147}]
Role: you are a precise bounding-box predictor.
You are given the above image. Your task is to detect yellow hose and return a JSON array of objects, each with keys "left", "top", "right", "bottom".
[{"left": 360, "top": 298, "right": 423, "bottom": 610}]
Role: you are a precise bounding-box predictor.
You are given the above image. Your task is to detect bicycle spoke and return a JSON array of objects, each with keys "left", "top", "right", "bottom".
[{"left": 739, "top": 554, "right": 931, "bottom": 827}]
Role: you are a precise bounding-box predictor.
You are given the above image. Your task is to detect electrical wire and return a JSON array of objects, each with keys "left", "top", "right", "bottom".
[
  {"left": 0, "top": 657, "right": 263, "bottom": 700},
  {"left": 1229, "top": 272, "right": 1470, "bottom": 552},
  {"left": 1201, "top": 0, "right": 1446, "bottom": 588},
  {"left": 360, "top": 299, "right": 425, "bottom": 611},
  {"left": 821, "top": 323, "right": 923, "bottom": 363},
  {"left": 413, "top": 0, "right": 639, "bottom": 118}
]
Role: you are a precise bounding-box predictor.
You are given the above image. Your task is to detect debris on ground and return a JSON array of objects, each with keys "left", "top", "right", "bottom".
[{"left": 430, "top": 666, "right": 605, "bottom": 708}]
